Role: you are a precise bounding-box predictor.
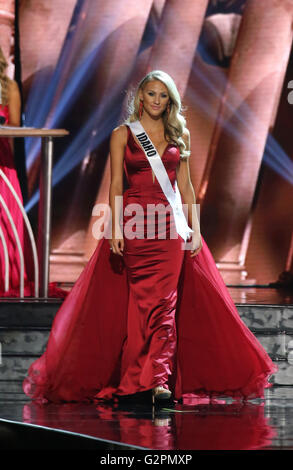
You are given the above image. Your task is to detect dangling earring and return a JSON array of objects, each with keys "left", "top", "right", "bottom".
[{"left": 139, "top": 100, "right": 144, "bottom": 119}]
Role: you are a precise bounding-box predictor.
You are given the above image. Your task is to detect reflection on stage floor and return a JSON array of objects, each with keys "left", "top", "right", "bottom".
[{"left": 0, "top": 385, "right": 293, "bottom": 450}]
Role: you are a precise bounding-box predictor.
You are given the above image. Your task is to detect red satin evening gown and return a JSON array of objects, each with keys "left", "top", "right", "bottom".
[
  {"left": 0, "top": 104, "right": 67, "bottom": 298},
  {"left": 22, "top": 124, "right": 277, "bottom": 403}
]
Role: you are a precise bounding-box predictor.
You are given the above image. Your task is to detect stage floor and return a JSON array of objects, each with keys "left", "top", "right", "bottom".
[
  {"left": 0, "top": 385, "right": 293, "bottom": 450},
  {"left": 0, "top": 286, "right": 292, "bottom": 306},
  {"left": 57, "top": 284, "right": 293, "bottom": 306},
  {"left": 227, "top": 286, "right": 293, "bottom": 305}
]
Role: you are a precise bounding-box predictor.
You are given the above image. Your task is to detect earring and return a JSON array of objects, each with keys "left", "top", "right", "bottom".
[{"left": 139, "top": 100, "right": 144, "bottom": 119}]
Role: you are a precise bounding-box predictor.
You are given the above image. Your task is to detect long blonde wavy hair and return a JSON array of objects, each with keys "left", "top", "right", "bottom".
[
  {"left": 125, "top": 70, "right": 190, "bottom": 160},
  {"left": 0, "top": 47, "right": 10, "bottom": 106}
]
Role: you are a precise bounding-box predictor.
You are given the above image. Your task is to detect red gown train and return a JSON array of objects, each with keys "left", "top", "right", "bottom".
[
  {"left": 0, "top": 104, "right": 67, "bottom": 298},
  {"left": 22, "top": 125, "right": 277, "bottom": 403}
]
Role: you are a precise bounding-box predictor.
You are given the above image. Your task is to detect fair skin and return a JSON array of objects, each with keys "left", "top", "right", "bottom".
[
  {"left": 5, "top": 79, "right": 21, "bottom": 152},
  {"left": 109, "top": 79, "right": 203, "bottom": 257},
  {"left": 7, "top": 80, "right": 21, "bottom": 126}
]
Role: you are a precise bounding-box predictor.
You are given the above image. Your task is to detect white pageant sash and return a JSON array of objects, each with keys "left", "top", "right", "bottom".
[{"left": 128, "top": 120, "right": 194, "bottom": 242}]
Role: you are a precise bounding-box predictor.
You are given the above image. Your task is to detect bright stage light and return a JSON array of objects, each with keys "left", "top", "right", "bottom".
[{"left": 24, "top": 9, "right": 293, "bottom": 215}]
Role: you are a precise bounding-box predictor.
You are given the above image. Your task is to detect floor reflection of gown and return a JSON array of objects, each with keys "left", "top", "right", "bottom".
[
  {"left": 22, "top": 125, "right": 277, "bottom": 404},
  {"left": 0, "top": 104, "right": 67, "bottom": 298},
  {"left": 21, "top": 401, "right": 276, "bottom": 450}
]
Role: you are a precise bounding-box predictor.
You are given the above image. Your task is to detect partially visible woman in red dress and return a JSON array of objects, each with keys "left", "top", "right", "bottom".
[
  {"left": 22, "top": 70, "right": 277, "bottom": 405},
  {"left": 0, "top": 46, "right": 67, "bottom": 298}
]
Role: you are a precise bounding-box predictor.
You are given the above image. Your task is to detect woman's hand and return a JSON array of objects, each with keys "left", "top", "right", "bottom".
[
  {"left": 109, "top": 236, "right": 124, "bottom": 256},
  {"left": 189, "top": 231, "right": 203, "bottom": 257}
]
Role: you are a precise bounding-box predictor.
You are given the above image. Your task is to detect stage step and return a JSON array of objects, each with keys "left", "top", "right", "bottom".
[
  {"left": 0, "top": 301, "right": 292, "bottom": 389},
  {"left": 0, "top": 328, "right": 292, "bottom": 361}
]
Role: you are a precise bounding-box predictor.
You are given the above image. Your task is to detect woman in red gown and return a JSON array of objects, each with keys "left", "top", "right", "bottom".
[
  {"left": 22, "top": 70, "right": 277, "bottom": 405},
  {"left": 0, "top": 46, "right": 67, "bottom": 298}
]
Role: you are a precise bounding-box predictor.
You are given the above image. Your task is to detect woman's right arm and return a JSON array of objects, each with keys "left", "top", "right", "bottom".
[{"left": 109, "top": 125, "right": 127, "bottom": 256}]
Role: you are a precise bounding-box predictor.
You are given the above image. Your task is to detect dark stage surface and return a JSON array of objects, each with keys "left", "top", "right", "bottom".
[{"left": 0, "top": 385, "right": 292, "bottom": 450}]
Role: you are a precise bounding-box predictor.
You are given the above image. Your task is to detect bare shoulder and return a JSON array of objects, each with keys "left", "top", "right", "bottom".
[{"left": 110, "top": 124, "right": 128, "bottom": 147}]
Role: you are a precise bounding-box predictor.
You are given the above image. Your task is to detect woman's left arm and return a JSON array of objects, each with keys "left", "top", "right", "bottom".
[
  {"left": 176, "top": 128, "right": 202, "bottom": 256},
  {"left": 7, "top": 80, "right": 21, "bottom": 152},
  {"left": 8, "top": 80, "right": 21, "bottom": 126}
]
